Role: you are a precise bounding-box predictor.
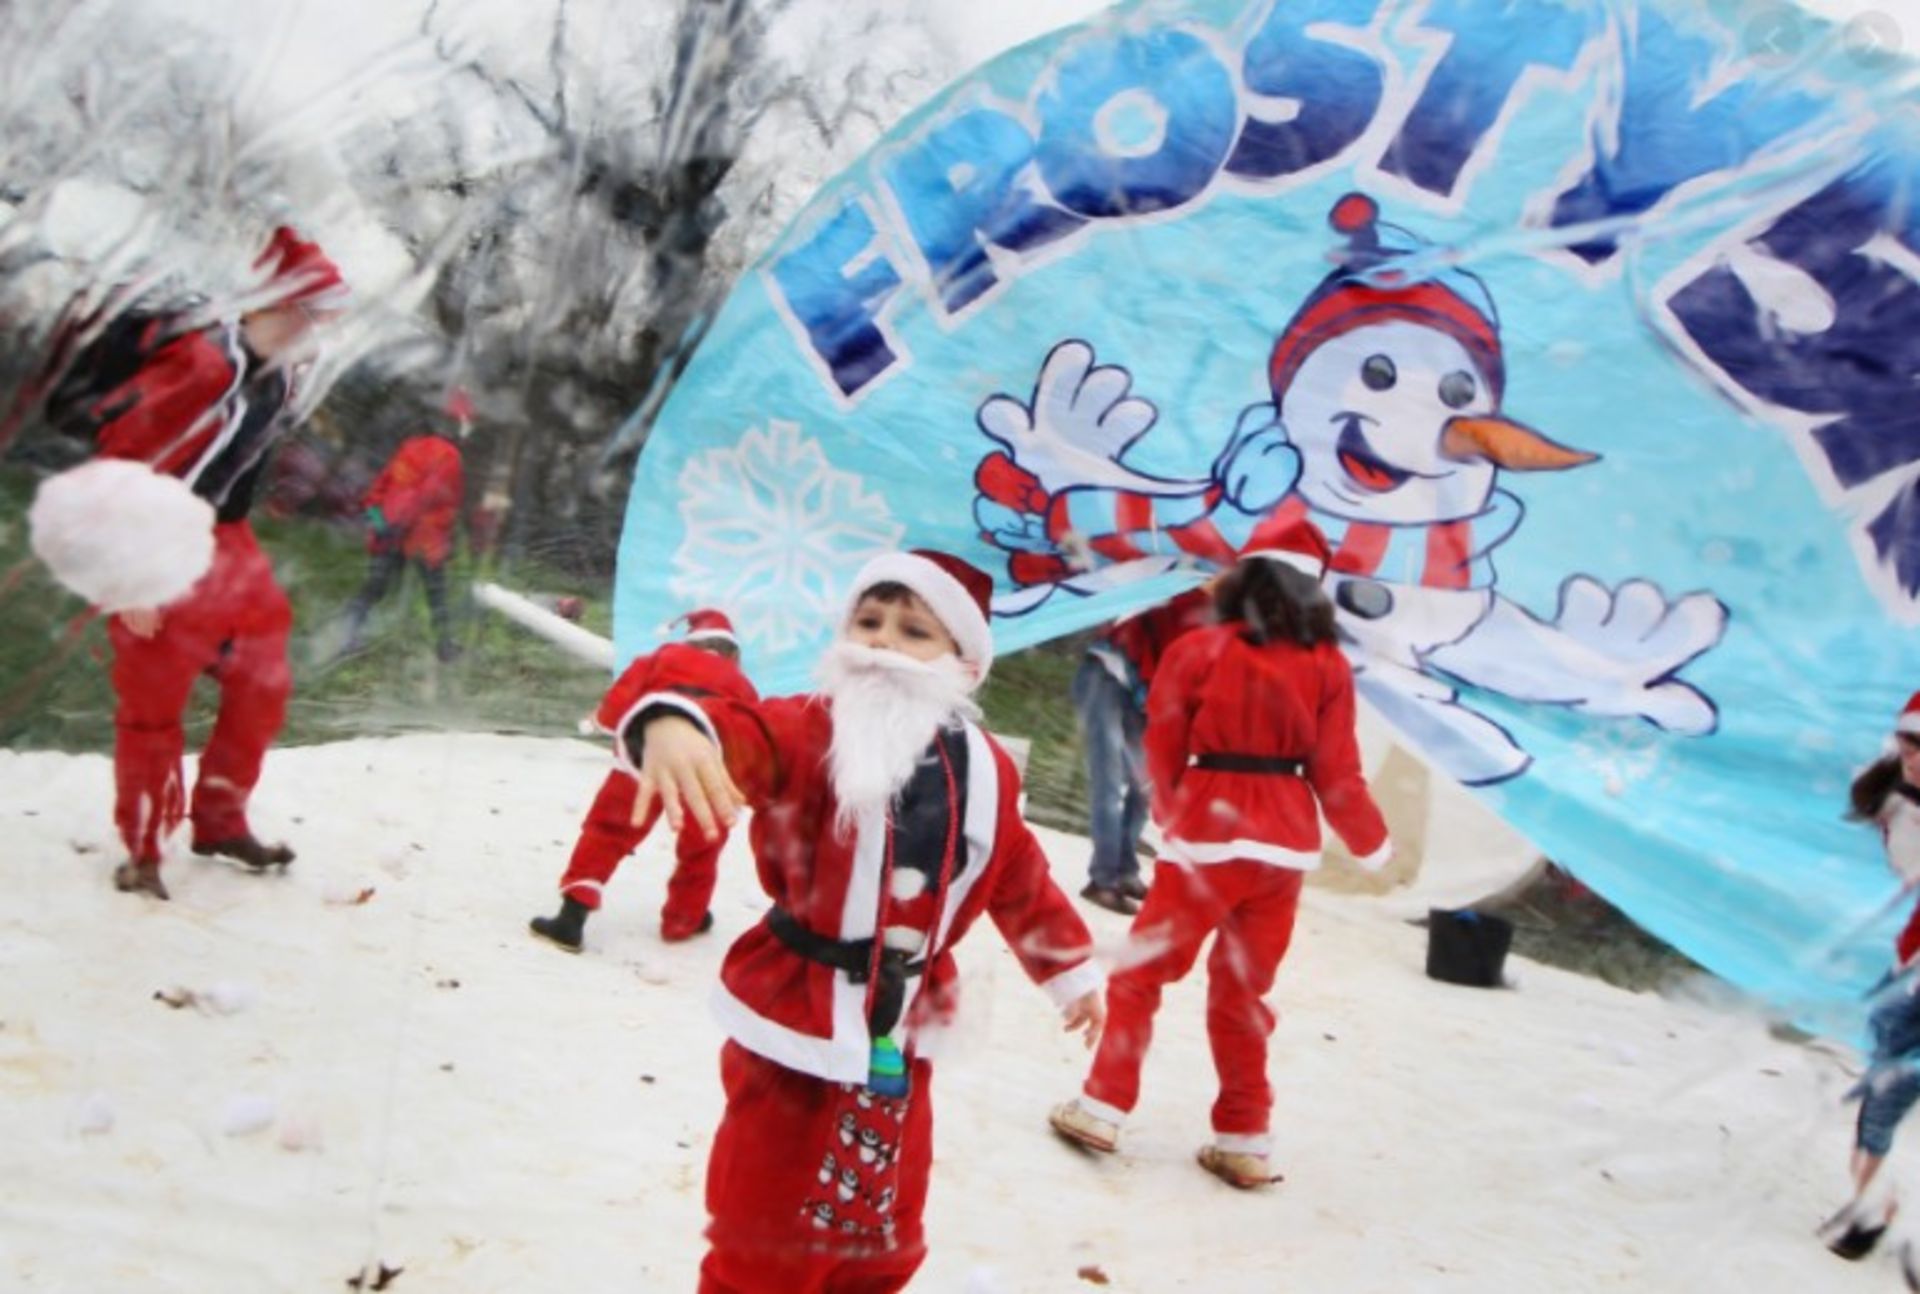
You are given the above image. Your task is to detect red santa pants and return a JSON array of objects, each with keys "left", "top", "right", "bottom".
[
  {"left": 558, "top": 770, "right": 726, "bottom": 938},
  {"left": 1083, "top": 858, "right": 1304, "bottom": 1138},
  {"left": 108, "top": 521, "right": 291, "bottom": 864},
  {"left": 699, "top": 1042, "right": 933, "bottom": 1294}
]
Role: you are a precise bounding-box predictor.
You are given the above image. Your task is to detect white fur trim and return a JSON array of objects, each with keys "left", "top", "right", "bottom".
[
  {"left": 1164, "top": 836, "right": 1322, "bottom": 869},
  {"left": 1354, "top": 840, "right": 1393, "bottom": 872},
  {"left": 683, "top": 629, "right": 737, "bottom": 647},
  {"left": 28, "top": 460, "right": 216, "bottom": 612},
  {"left": 711, "top": 977, "right": 870, "bottom": 1083},
  {"left": 1899, "top": 712, "right": 1920, "bottom": 737},
  {"left": 1243, "top": 548, "right": 1325, "bottom": 581},
  {"left": 1041, "top": 960, "right": 1105, "bottom": 1012},
  {"left": 610, "top": 692, "right": 719, "bottom": 775},
  {"left": 561, "top": 879, "right": 604, "bottom": 898},
  {"left": 846, "top": 552, "right": 994, "bottom": 677},
  {"left": 1213, "top": 1132, "right": 1272, "bottom": 1157},
  {"left": 1076, "top": 1095, "right": 1129, "bottom": 1126}
]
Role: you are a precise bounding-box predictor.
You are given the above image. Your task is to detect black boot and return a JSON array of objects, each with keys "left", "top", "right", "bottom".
[{"left": 530, "top": 897, "right": 590, "bottom": 952}]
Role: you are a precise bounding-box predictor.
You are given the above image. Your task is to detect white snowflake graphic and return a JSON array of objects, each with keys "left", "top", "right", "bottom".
[
  {"left": 670, "top": 421, "right": 905, "bottom": 649},
  {"left": 1570, "top": 720, "right": 1668, "bottom": 799}
]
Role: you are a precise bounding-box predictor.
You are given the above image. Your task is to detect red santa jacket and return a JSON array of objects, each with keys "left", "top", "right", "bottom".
[
  {"left": 68, "top": 317, "right": 298, "bottom": 528},
  {"left": 626, "top": 655, "right": 1102, "bottom": 1084},
  {"left": 362, "top": 435, "right": 464, "bottom": 566},
  {"left": 598, "top": 642, "right": 759, "bottom": 773},
  {"left": 1144, "top": 623, "right": 1389, "bottom": 870}
]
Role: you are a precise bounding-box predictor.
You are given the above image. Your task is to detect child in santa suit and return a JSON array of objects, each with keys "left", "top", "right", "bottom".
[
  {"left": 626, "top": 549, "right": 1105, "bottom": 1293},
  {"left": 528, "top": 609, "right": 755, "bottom": 951},
  {"left": 1822, "top": 692, "right": 1920, "bottom": 1262},
  {"left": 29, "top": 226, "right": 346, "bottom": 900},
  {"left": 1049, "top": 517, "right": 1390, "bottom": 1189},
  {"left": 341, "top": 398, "right": 468, "bottom": 662}
]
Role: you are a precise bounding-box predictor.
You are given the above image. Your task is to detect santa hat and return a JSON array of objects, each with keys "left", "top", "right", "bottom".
[
  {"left": 1240, "top": 512, "right": 1332, "bottom": 582},
  {"left": 1267, "top": 193, "right": 1503, "bottom": 404},
  {"left": 678, "top": 607, "right": 737, "bottom": 648},
  {"left": 1898, "top": 691, "right": 1920, "bottom": 738},
  {"left": 844, "top": 548, "right": 995, "bottom": 679},
  {"left": 253, "top": 225, "right": 347, "bottom": 311}
]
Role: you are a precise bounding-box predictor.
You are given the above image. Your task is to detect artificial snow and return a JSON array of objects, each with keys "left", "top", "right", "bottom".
[{"left": 0, "top": 733, "right": 1899, "bottom": 1291}]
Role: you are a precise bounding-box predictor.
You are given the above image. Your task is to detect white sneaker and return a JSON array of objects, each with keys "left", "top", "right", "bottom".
[{"left": 1048, "top": 1100, "right": 1119, "bottom": 1153}]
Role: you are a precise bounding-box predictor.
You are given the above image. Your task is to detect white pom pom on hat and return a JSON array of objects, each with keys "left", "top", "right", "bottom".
[{"left": 28, "top": 460, "right": 215, "bottom": 612}]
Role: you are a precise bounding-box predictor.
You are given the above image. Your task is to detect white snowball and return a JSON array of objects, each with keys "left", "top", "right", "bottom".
[
  {"left": 221, "top": 1094, "right": 277, "bottom": 1137},
  {"left": 73, "top": 1091, "right": 115, "bottom": 1136},
  {"left": 28, "top": 459, "right": 215, "bottom": 612}
]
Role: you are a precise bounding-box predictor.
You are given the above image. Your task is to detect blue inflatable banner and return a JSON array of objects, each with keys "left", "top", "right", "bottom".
[{"left": 616, "top": 0, "right": 1920, "bottom": 1019}]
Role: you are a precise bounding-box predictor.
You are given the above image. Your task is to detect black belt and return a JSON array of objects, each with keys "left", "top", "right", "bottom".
[
  {"left": 1191, "top": 753, "right": 1306, "bottom": 776},
  {"left": 767, "top": 906, "right": 927, "bottom": 1036}
]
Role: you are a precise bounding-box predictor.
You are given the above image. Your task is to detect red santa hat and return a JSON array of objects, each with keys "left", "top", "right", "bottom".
[
  {"left": 1898, "top": 691, "right": 1920, "bottom": 738},
  {"left": 678, "top": 607, "right": 737, "bottom": 648},
  {"left": 844, "top": 548, "right": 995, "bottom": 678},
  {"left": 1240, "top": 512, "right": 1333, "bottom": 582},
  {"left": 1267, "top": 193, "right": 1503, "bottom": 404},
  {"left": 253, "top": 225, "right": 348, "bottom": 312}
]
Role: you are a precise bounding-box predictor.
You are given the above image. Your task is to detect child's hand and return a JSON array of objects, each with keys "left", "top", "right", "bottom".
[
  {"left": 632, "top": 715, "right": 743, "bottom": 841},
  {"left": 1062, "top": 990, "right": 1105, "bottom": 1050},
  {"left": 118, "top": 607, "right": 163, "bottom": 639}
]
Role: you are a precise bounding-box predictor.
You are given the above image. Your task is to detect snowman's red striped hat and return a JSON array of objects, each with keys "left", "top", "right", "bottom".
[
  {"left": 1899, "top": 690, "right": 1920, "bottom": 737},
  {"left": 1267, "top": 193, "right": 1503, "bottom": 403}
]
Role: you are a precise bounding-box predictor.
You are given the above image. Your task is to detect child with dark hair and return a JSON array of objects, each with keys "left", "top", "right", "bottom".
[
  {"left": 1049, "top": 518, "right": 1390, "bottom": 1189},
  {"left": 1822, "top": 693, "right": 1920, "bottom": 1263}
]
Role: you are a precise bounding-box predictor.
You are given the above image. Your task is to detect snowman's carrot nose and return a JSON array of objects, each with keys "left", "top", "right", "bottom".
[{"left": 1440, "top": 415, "right": 1597, "bottom": 471}]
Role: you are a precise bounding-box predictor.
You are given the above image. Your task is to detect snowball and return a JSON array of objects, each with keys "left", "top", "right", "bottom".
[
  {"left": 200, "top": 981, "right": 254, "bottom": 1016},
  {"left": 220, "top": 1094, "right": 277, "bottom": 1137},
  {"left": 28, "top": 460, "right": 215, "bottom": 612},
  {"left": 72, "top": 1091, "right": 115, "bottom": 1136}
]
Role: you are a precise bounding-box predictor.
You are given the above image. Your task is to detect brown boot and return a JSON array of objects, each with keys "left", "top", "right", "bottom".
[
  {"left": 1079, "top": 883, "right": 1140, "bottom": 916},
  {"left": 1048, "top": 1100, "right": 1120, "bottom": 1154},
  {"left": 113, "top": 861, "right": 170, "bottom": 901},
  {"left": 192, "top": 834, "right": 295, "bottom": 871}
]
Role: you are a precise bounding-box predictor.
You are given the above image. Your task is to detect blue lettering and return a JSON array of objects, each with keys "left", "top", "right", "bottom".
[
  {"left": 881, "top": 108, "right": 1085, "bottom": 316},
  {"left": 1380, "top": 0, "right": 1595, "bottom": 198},
  {"left": 1226, "top": 0, "right": 1383, "bottom": 181},
  {"left": 1669, "top": 162, "right": 1920, "bottom": 594},
  {"left": 767, "top": 201, "right": 904, "bottom": 398},
  {"left": 1034, "top": 28, "right": 1239, "bottom": 219},
  {"left": 1548, "top": 7, "right": 1826, "bottom": 263}
]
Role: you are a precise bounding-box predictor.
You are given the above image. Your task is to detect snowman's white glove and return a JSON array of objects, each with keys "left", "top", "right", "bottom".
[{"left": 1549, "top": 577, "right": 1728, "bottom": 734}]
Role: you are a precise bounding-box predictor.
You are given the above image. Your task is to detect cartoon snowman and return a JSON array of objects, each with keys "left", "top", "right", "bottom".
[{"left": 972, "top": 193, "right": 1727, "bottom": 784}]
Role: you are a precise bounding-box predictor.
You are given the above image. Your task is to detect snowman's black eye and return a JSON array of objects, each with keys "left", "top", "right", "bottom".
[
  {"left": 1439, "top": 370, "right": 1477, "bottom": 409},
  {"left": 1361, "top": 354, "right": 1396, "bottom": 390}
]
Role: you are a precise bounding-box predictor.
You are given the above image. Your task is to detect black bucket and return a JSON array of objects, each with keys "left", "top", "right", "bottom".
[{"left": 1425, "top": 908, "right": 1513, "bottom": 988}]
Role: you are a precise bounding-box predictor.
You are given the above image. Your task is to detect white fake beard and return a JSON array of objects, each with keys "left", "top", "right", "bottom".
[{"left": 819, "top": 640, "right": 979, "bottom": 836}]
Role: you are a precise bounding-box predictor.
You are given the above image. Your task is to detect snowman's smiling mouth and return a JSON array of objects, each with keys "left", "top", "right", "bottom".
[{"left": 1334, "top": 414, "right": 1418, "bottom": 493}]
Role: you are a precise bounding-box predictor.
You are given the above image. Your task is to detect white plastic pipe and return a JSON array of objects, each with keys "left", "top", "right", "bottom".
[{"left": 471, "top": 581, "right": 615, "bottom": 671}]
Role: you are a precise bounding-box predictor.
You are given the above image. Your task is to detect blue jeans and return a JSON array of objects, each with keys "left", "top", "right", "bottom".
[
  {"left": 1857, "top": 980, "right": 1920, "bottom": 1156},
  {"left": 1072, "top": 653, "right": 1148, "bottom": 889}
]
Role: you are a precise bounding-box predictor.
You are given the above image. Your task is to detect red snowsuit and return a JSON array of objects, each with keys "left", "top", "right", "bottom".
[
  {"left": 1083, "top": 623, "right": 1388, "bottom": 1146},
  {"left": 627, "top": 651, "right": 1100, "bottom": 1293},
  {"left": 557, "top": 644, "right": 759, "bottom": 938},
  {"left": 84, "top": 323, "right": 297, "bottom": 864},
  {"left": 362, "top": 435, "right": 463, "bottom": 566}
]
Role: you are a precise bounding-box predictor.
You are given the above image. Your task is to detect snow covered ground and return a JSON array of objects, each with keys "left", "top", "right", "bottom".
[{"left": 0, "top": 733, "right": 1900, "bottom": 1292}]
